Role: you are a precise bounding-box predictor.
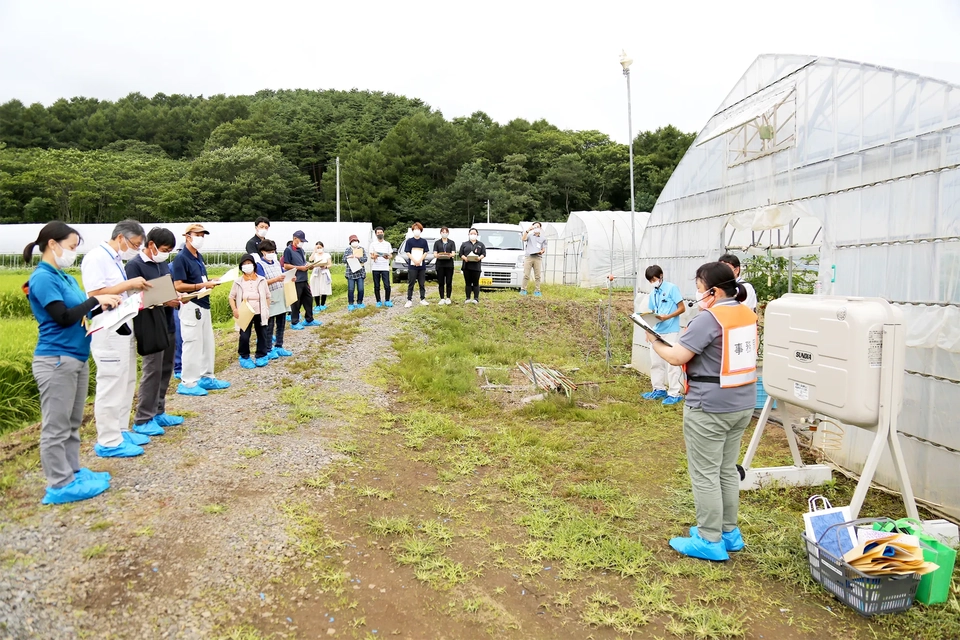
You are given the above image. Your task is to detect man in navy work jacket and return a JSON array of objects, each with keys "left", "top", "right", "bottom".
[
  {"left": 125, "top": 227, "right": 186, "bottom": 433},
  {"left": 283, "top": 230, "right": 320, "bottom": 329},
  {"left": 170, "top": 223, "right": 231, "bottom": 396}
]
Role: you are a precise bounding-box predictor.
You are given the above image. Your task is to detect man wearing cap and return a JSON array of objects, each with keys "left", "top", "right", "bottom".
[
  {"left": 171, "top": 224, "right": 231, "bottom": 396},
  {"left": 283, "top": 230, "right": 319, "bottom": 329}
]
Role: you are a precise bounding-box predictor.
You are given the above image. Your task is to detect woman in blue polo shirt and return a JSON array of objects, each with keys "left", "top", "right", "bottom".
[{"left": 24, "top": 222, "right": 122, "bottom": 505}]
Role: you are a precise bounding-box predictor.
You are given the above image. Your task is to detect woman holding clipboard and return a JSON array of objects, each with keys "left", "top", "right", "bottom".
[
  {"left": 645, "top": 262, "right": 757, "bottom": 562},
  {"left": 401, "top": 222, "right": 430, "bottom": 307},
  {"left": 459, "top": 228, "right": 486, "bottom": 304},
  {"left": 24, "top": 222, "right": 121, "bottom": 504}
]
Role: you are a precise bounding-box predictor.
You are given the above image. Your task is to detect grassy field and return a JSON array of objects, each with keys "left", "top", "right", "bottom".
[{"left": 290, "top": 288, "right": 960, "bottom": 640}]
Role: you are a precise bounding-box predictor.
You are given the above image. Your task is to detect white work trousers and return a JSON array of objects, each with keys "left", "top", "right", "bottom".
[
  {"left": 90, "top": 328, "right": 137, "bottom": 447},
  {"left": 180, "top": 302, "right": 215, "bottom": 386},
  {"left": 649, "top": 331, "right": 683, "bottom": 396}
]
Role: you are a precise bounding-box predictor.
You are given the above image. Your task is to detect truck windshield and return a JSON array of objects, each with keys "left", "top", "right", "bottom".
[{"left": 479, "top": 230, "right": 523, "bottom": 250}]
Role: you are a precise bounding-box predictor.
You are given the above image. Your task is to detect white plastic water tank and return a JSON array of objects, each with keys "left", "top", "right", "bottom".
[{"left": 763, "top": 295, "right": 903, "bottom": 427}]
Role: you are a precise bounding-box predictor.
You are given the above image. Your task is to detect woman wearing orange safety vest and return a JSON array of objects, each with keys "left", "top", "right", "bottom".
[{"left": 646, "top": 262, "right": 758, "bottom": 562}]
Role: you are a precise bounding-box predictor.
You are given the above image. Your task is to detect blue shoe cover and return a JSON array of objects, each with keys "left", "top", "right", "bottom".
[
  {"left": 384, "top": 301, "right": 393, "bottom": 308},
  {"left": 199, "top": 377, "right": 231, "bottom": 391},
  {"left": 42, "top": 476, "right": 110, "bottom": 505},
  {"left": 275, "top": 347, "right": 293, "bottom": 357},
  {"left": 76, "top": 467, "right": 111, "bottom": 483},
  {"left": 347, "top": 304, "right": 355, "bottom": 311},
  {"left": 690, "top": 526, "right": 744, "bottom": 552},
  {"left": 123, "top": 430, "right": 151, "bottom": 446},
  {"left": 534, "top": 291, "right": 542, "bottom": 297},
  {"left": 173, "top": 372, "right": 181, "bottom": 380},
  {"left": 314, "top": 306, "right": 322, "bottom": 314},
  {"left": 239, "top": 357, "right": 256, "bottom": 369},
  {"left": 319, "top": 305, "right": 327, "bottom": 311},
  {"left": 133, "top": 419, "right": 164, "bottom": 437},
  {"left": 95, "top": 440, "right": 144, "bottom": 458},
  {"left": 266, "top": 348, "right": 280, "bottom": 360},
  {"left": 290, "top": 322, "right": 305, "bottom": 330},
  {"left": 155, "top": 413, "right": 185, "bottom": 427},
  {"left": 376, "top": 302, "right": 383, "bottom": 308},
  {"left": 662, "top": 395, "right": 684, "bottom": 406},
  {"left": 255, "top": 357, "right": 269, "bottom": 367},
  {"left": 669, "top": 532, "right": 729, "bottom": 561},
  {"left": 519, "top": 290, "right": 527, "bottom": 296},
  {"left": 642, "top": 389, "right": 668, "bottom": 400},
  {"left": 177, "top": 382, "right": 208, "bottom": 396},
  {"left": 357, "top": 303, "right": 365, "bottom": 309},
  {"left": 303, "top": 320, "right": 321, "bottom": 327}
]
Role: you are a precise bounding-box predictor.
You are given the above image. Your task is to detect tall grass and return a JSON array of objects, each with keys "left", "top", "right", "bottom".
[{"left": 0, "top": 319, "right": 41, "bottom": 434}]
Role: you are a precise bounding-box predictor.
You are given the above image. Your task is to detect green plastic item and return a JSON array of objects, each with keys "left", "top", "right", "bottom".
[{"left": 872, "top": 518, "right": 957, "bottom": 605}]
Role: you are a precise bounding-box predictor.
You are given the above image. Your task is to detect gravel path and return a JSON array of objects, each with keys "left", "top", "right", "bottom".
[{"left": 0, "top": 295, "right": 420, "bottom": 640}]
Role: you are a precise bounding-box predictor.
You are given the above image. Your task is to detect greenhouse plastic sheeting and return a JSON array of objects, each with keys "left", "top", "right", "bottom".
[
  {"left": 559, "top": 211, "right": 649, "bottom": 288},
  {"left": 637, "top": 54, "right": 960, "bottom": 518}
]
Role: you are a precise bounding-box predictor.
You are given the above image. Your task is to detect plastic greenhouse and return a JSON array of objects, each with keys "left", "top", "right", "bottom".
[
  {"left": 634, "top": 54, "right": 960, "bottom": 518},
  {"left": 555, "top": 211, "right": 649, "bottom": 288}
]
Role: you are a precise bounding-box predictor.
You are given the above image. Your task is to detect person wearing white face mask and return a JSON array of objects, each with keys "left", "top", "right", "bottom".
[
  {"left": 171, "top": 224, "right": 231, "bottom": 396},
  {"left": 229, "top": 254, "right": 271, "bottom": 368},
  {"left": 125, "top": 227, "right": 186, "bottom": 437},
  {"left": 401, "top": 222, "right": 431, "bottom": 307},
  {"left": 309, "top": 241, "right": 333, "bottom": 312},
  {"left": 255, "top": 240, "right": 293, "bottom": 358},
  {"left": 81, "top": 219, "right": 155, "bottom": 458},
  {"left": 641, "top": 265, "right": 686, "bottom": 405},
  {"left": 433, "top": 227, "right": 456, "bottom": 305},
  {"left": 646, "top": 262, "right": 757, "bottom": 562},
  {"left": 24, "top": 222, "right": 121, "bottom": 504},
  {"left": 459, "top": 228, "right": 486, "bottom": 303},
  {"left": 520, "top": 222, "right": 547, "bottom": 296},
  {"left": 343, "top": 234, "right": 368, "bottom": 311},
  {"left": 369, "top": 227, "right": 394, "bottom": 308},
  {"left": 245, "top": 217, "right": 271, "bottom": 254}
]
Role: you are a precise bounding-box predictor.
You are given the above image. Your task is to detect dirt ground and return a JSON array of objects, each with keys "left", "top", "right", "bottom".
[{"left": 1, "top": 287, "right": 956, "bottom": 640}]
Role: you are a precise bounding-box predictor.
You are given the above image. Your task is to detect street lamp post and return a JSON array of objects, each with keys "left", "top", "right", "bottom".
[{"left": 620, "top": 50, "right": 638, "bottom": 299}]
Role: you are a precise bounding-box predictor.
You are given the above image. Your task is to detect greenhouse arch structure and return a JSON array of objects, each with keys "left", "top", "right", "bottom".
[{"left": 635, "top": 54, "right": 960, "bottom": 517}]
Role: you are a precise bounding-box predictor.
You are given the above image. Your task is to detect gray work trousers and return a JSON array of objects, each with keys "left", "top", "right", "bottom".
[
  {"left": 682, "top": 406, "right": 753, "bottom": 543},
  {"left": 33, "top": 355, "right": 89, "bottom": 489},
  {"left": 134, "top": 333, "right": 175, "bottom": 425}
]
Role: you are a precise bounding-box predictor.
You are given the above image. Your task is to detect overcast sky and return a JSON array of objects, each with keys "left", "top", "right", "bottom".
[{"left": 2, "top": 0, "right": 960, "bottom": 143}]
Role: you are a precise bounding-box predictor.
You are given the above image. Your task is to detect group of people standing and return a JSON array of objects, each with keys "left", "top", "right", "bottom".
[
  {"left": 397, "top": 223, "right": 490, "bottom": 306},
  {"left": 24, "top": 220, "right": 230, "bottom": 504}
]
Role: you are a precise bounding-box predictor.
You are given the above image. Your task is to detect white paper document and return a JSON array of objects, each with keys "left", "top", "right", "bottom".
[
  {"left": 86, "top": 293, "right": 142, "bottom": 335},
  {"left": 215, "top": 267, "right": 239, "bottom": 283},
  {"left": 346, "top": 257, "right": 362, "bottom": 273}
]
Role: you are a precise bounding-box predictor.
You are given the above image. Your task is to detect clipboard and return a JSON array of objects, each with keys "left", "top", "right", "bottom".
[
  {"left": 352, "top": 248, "right": 364, "bottom": 259},
  {"left": 283, "top": 279, "right": 298, "bottom": 306},
  {"left": 140, "top": 275, "right": 178, "bottom": 308},
  {"left": 237, "top": 301, "right": 256, "bottom": 331},
  {"left": 346, "top": 257, "right": 362, "bottom": 273},
  {"left": 179, "top": 287, "right": 212, "bottom": 303},
  {"left": 629, "top": 313, "right": 674, "bottom": 346}
]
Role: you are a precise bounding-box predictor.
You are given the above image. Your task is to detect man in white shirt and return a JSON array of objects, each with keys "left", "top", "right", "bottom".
[
  {"left": 719, "top": 254, "right": 758, "bottom": 312},
  {"left": 81, "top": 219, "right": 152, "bottom": 458},
  {"left": 520, "top": 222, "right": 547, "bottom": 296},
  {"left": 369, "top": 227, "right": 394, "bottom": 308}
]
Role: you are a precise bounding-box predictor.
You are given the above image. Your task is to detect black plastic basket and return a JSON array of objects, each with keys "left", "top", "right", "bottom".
[{"left": 802, "top": 517, "right": 920, "bottom": 617}]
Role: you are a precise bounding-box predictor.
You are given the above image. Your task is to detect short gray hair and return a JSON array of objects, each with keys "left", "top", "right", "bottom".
[{"left": 111, "top": 219, "right": 145, "bottom": 242}]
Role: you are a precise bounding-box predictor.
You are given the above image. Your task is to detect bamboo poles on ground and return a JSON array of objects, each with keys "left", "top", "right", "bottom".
[{"left": 516, "top": 361, "right": 578, "bottom": 397}]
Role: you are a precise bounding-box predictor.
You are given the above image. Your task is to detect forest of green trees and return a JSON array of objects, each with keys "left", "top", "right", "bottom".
[{"left": 0, "top": 89, "right": 695, "bottom": 230}]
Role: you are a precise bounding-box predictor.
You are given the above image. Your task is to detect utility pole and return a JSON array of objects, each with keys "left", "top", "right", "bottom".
[
  {"left": 620, "top": 51, "right": 638, "bottom": 298},
  {"left": 486, "top": 199, "right": 491, "bottom": 224},
  {"left": 336, "top": 156, "right": 341, "bottom": 223}
]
